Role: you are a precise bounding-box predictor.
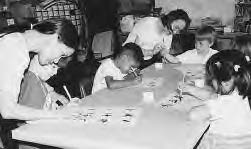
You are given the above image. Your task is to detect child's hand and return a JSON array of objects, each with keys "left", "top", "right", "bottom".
[
  {"left": 124, "top": 69, "right": 141, "bottom": 80},
  {"left": 67, "top": 98, "right": 82, "bottom": 107},
  {"left": 49, "top": 92, "right": 69, "bottom": 107}
]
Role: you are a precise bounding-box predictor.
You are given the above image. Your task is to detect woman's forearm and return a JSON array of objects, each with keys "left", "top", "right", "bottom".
[{"left": 0, "top": 92, "right": 64, "bottom": 120}]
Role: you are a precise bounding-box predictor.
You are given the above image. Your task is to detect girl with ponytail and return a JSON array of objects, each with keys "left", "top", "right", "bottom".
[{"left": 187, "top": 50, "right": 251, "bottom": 149}]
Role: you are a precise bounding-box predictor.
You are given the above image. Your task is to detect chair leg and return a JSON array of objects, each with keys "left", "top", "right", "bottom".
[{"left": 0, "top": 130, "right": 18, "bottom": 149}]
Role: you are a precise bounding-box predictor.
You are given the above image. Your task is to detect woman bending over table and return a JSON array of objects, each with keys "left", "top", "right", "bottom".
[
  {"left": 0, "top": 18, "right": 78, "bottom": 121},
  {"left": 19, "top": 55, "right": 70, "bottom": 110},
  {"left": 123, "top": 9, "right": 191, "bottom": 68}
]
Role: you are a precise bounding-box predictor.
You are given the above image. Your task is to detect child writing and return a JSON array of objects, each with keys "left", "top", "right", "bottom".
[
  {"left": 92, "top": 43, "right": 144, "bottom": 94},
  {"left": 173, "top": 25, "right": 218, "bottom": 64},
  {"left": 19, "top": 55, "right": 69, "bottom": 110},
  {"left": 186, "top": 50, "right": 251, "bottom": 149}
]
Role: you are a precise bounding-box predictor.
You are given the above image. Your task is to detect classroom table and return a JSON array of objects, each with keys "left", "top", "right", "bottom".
[{"left": 12, "top": 64, "right": 210, "bottom": 149}]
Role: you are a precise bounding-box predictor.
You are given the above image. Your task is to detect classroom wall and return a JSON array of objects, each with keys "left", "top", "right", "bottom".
[{"left": 155, "top": 0, "right": 235, "bottom": 26}]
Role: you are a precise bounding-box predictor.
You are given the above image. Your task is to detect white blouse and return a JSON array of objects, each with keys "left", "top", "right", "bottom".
[
  {"left": 0, "top": 33, "right": 30, "bottom": 102},
  {"left": 123, "top": 17, "right": 172, "bottom": 59}
]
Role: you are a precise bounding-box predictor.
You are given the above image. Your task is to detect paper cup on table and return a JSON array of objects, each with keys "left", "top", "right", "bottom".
[
  {"left": 142, "top": 91, "right": 154, "bottom": 103},
  {"left": 194, "top": 79, "right": 205, "bottom": 88},
  {"left": 155, "top": 63, "right": 163, "bottom": 70}
]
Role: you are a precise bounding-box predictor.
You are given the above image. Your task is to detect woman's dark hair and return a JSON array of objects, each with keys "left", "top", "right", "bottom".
[
  {"left": 161, "top": 9, "right": 191, "bottom": 33},
  {"left": 33, "top": 18, "right": 79, "bottom": 50},
  {"left": 1, "top": 18, "right": 79, "bottom": 50},
  {"left": 205, "top": 49, "right": 251, "bottom": 97}
]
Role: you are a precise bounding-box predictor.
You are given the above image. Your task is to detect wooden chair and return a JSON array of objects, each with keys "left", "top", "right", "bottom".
[{"left": 0, "top": 115, "right": 25, "bottom": 149}]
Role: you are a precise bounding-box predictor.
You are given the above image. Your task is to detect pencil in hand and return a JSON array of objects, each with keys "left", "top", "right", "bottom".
[{"left": 63, "top": 85, "right": 72, "bottom": 101}]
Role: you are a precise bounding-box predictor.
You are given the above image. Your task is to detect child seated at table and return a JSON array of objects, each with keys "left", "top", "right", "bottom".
[
  {"left": 92, "top": 43, "right": 144, "bottom": 94},
  {"left": 19, "top": 55, "right": 69, "bottom": 110},
  {"left": 173, "top": 25, "right": 218, "bottom": 64},
  {"left": 186, "top": 50, "right": 251, "bottom": 149}
]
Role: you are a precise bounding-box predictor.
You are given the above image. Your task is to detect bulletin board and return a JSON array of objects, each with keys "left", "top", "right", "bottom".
[{"left": 33, "top": 0, "right": 84, "bottom": 34}]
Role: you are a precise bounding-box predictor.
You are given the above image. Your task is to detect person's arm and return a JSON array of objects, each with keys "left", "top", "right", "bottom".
[
  {"left": 188, "top": 103, "right": 211, "bottom": 121},
  {"left": 0, "top": 91, "right": 69, "bottom": 120},
  {"left": 182, "top": 84, "right": 217, "bottom": 100},
  {"left": 105, "top": 76, "right": 142, "bottom": 89},
  {"left": 158, "top": 34, "right": 181, "bottom": 64},
  {"left": 162, "top": 53, "right": 180, "bottom": 64},
  {"left": 44, "top": 83, "right": 69, "bottom": 106}
]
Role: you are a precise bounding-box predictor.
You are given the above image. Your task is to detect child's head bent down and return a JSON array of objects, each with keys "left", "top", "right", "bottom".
[
  {"left": 114, "top": 43, "right": 144, "bottom": 74},
  {"left": 195, "top": 26, "right": 216, "bottom": 54},
  {"left": 205, "top": 50, "right": 251, "bottom": 96}
]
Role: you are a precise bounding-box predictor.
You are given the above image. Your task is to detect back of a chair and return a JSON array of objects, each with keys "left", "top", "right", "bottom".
[
  {"left": 0, "top": 115, "right": 22, "bottom": 149},
  {"left": 92, "top": 30, "right": 115, "bottom": 59}
]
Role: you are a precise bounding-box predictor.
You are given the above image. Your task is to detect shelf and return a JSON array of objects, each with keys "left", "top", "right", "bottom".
[{"left": 236, "top": 3, "right": 251, "bottom": 6}]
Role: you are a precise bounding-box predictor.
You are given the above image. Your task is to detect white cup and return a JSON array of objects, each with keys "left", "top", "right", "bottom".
[
  {"left": 194, "top": 79, "right": 205, "bottom": 88},
  {"left": 155, "top": 63, "right": 163, "bottom": 70},
  {"left": 224, "top": 26, "right": 233, "bottom": 33},
  {"left": 142, "top": 91, "right": 154, "bottom": 103}
]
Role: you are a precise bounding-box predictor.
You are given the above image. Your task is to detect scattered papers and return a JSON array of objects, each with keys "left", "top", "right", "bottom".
[
  {"left": 27, "top": 107, "right": 142, "bottom": 127},
  {"left": 158, "top": 92, "right": 182, "bottom": 108}
]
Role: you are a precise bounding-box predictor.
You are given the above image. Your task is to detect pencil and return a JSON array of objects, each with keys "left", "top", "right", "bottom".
[{"left": 63, "top": 85, "right": 72, "bottom": 101}]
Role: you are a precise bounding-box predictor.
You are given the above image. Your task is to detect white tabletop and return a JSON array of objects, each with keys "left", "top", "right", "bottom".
[{"left": 12, "top": 64, "right": 209, "bottom": 149}]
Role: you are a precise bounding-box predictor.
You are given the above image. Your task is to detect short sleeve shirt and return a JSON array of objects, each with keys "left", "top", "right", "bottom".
[
  {"left": 177, "top": 48, "right": 218, "bottom": 64},
  {"left": 92, "top": 58, "right": 126, "bottom": 94},
  {"left": 206, "top": 91, "right": 251, "bottom": 136}
]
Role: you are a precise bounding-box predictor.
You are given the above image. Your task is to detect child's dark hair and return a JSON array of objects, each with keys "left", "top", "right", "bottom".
[
  {"left": 205, "top": 49, "right": 251, "bottom": 97},
  {"left": 1, "top": 18, "right": 79, "bottom": 50},
  {"left": 195, "top": 25, "right": 216, "bottom": 44},
  {"left": 161, "top": 9, "right": 191, "bottom": 33},
  {"left": 114, "top": 43, "right": 144, "bottom": 65}
]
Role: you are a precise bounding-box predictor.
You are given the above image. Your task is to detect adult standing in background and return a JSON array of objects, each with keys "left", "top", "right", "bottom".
[{"left": 123, "top": 9, "right": 191, "bottom": 68}]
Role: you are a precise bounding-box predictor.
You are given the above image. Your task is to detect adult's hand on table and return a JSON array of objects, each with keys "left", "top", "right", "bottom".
[{"left": 162, "top": 53, "right": 180, "bottom": 64}]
